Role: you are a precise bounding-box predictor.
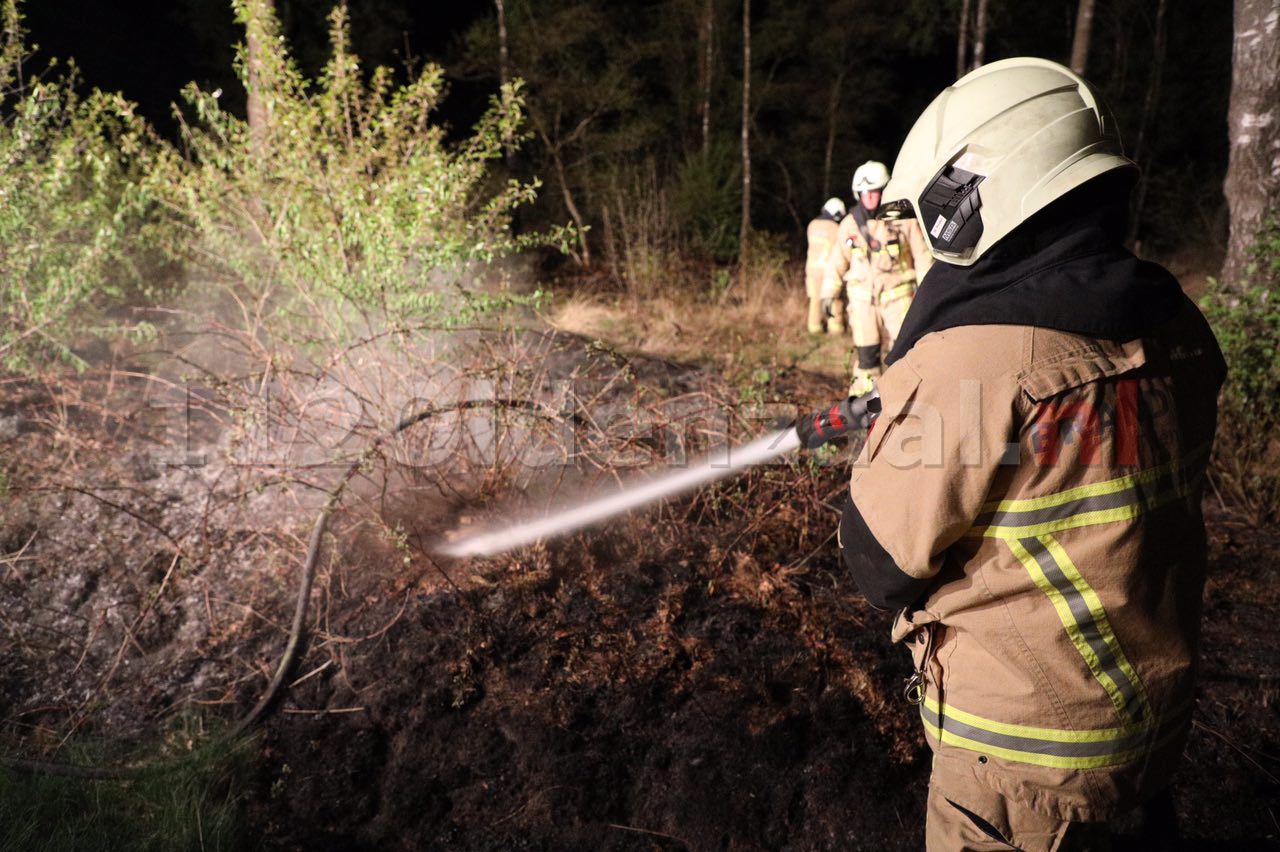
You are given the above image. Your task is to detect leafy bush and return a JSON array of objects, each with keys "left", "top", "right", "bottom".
[
  {"left": 150, "top": 0, "right": 567, "bottom": 350},
  {"left": 0, "top": 0, "right": 161, "bottom": 372},
  {"left": 1202, "top": 217, "right": 1280, "bottom": 522}
]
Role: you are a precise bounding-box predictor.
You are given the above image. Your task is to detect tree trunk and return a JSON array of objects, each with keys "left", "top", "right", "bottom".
[
  {"left": 957, "top": 0, "right": 972, "bottom": 79},
  {"left": 822, "top": 69, "right": 844, "bottom": 199},
  {"left": 1070, "top": 0, "right": 1097, "bottom": 75},
  {"left": 738, "top": 0, "right": 751, "bottom": 267},
  {"left": 495, "top": 0, "right": 509, "bottom": 91},
  {"left": 971, "top": 0, "right": 990, "bottom": 70},
  {"left": 1221, "top": 0, "right": 1280, "bottom": 288},
  {"left": 495, "top": 0, "right": 513, "bottom": 164},
  {"left": 1128, "top": 0, "right": 1169, "bottom": 246},
  {"left": 700, "top": 0, "right": 714, "bottom": 154},
  {"left": 245, "top": 0, "right": 272, "bottom": 155},
  {"left": 535, "top": 125, "right": 591, "bottom": 269}
]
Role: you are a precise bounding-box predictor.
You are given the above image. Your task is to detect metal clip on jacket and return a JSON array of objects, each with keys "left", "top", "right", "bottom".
[
  {"left": 794, "top": 390, "right": 881, "bottom": 450},
  {"left": 903, "top": 622, "right": 935, "bottom": 706},
  {"left": 903, "top": 670, "right": 925, "bottom": 705}
]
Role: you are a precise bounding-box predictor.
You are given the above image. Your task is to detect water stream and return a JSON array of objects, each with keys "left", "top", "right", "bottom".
[{"left": 439, "top": 426, "right": 802, "bottom": 558}]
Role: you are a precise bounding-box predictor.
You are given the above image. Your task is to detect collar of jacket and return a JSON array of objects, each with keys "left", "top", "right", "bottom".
[{"left": 885, "top": 173, "right": 1185, "bottom": 367}]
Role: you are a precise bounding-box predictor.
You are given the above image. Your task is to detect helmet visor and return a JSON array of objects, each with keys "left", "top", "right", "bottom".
[{"left": 876, "top": 198, "right": 915, "bottom": 220}]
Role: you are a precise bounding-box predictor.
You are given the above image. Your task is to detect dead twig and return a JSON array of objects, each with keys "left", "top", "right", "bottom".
[
  {"left": 1194, "top": 719, "right": 1280, "bottom": 785},
  {"left": 607, "top": 823, "right": 689, "bottom": 846}
]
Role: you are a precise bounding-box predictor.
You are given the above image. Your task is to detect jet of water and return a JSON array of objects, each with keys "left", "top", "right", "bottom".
[{"left": 438, "top": 425, "right": 803, "bottom": 558}]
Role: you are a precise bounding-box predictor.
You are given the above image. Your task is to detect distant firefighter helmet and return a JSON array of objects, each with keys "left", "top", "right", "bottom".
[
  {"left": 851, "top": 161, "right": 890, "bottom": 194},
  {"left": 878, "top": 57, "right": 1136, "bottom": 266},
  {"left": 821, "top": 197, "right": 847, "bottom": 219}
]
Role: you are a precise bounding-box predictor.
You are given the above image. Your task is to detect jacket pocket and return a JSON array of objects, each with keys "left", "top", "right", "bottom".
[
  {"left": 1017, "top": 335, "right": 1147, "bottom": 402},
  {"left": 861, "top": 359, "right": 921, "bottom": 463},
  {"left": 946, "top": 798, "right": 1013, "bottom": 844}
]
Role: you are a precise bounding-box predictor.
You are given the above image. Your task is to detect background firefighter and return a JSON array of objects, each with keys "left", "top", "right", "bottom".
[
  {"left": 805, "top": 197, "right": 847, "bottom": 334},
  {"left": 838, "top": 58, "right": 1225, "bottom": 851},
  {"left": 821, "top": 160, "right": 933, "bottom": 396}
]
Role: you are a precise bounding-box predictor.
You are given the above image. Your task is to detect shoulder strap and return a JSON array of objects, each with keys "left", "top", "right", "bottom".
[{"left": 851, "top": 204, "right": 882, "bottom": 252}]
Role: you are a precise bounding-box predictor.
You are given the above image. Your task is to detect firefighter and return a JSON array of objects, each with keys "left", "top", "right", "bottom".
[
  {"left": 821, "top": 160, "right": 933, "bottom": 395},
  {"left": 838, "top": 58, "right": 1224, "bottom": 850},
  {"left": 805, "top": 197, "right": 847, "bottom": 334}
]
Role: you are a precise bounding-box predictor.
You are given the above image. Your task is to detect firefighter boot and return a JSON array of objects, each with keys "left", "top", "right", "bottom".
[
  {"left": 823, "top": 299, "right": 846, "bottom": 335},
  {"left": 808, "top": 296, "right": 825, "bottom": 334}
]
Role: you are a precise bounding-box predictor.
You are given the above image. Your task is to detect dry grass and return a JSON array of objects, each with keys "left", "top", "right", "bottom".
[{"left": 545, "top": 260, "right": 852, "bottom": 385}]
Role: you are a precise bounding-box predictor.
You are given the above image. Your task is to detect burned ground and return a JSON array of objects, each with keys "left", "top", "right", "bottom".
[{"left": 0, "top": 329, "right": 1277, "bottom": 851}]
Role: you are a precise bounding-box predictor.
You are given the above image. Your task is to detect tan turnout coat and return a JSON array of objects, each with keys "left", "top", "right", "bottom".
[
  {"left": 822, "top": 213, "right": 934, "bottom": 356},
  {"left": 805, "top": 216, "right": 841, "bottom": 301},
  {"left": 848, "top": 298, "right": 1224, "bottom": 825}
]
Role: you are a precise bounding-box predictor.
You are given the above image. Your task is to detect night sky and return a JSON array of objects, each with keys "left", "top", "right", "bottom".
[
  {"left": 18, "top": 0, "right": 1237, "bottom": 250},
  {"left": 23, "top": 1, "right": 489, "bottom": 136}
]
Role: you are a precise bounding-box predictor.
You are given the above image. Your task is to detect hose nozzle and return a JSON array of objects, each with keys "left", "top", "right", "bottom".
[{"left": 794, "top": 390, "right": 880, "bottom": 449}]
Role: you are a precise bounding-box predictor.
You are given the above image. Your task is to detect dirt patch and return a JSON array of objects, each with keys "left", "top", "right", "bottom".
[
  {"left": 2, "top": 328, "right": 1278, "bottom": 851},
  {"left": 252, "top": 544, "right": 925, "bottom": 851},
  {"left": 240, "top": 509, "right": 1280, "bottom": 851}
]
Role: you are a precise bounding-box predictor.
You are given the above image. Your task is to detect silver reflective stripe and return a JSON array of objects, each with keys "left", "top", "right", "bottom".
[
  {"left": 921, "top": 704, "right": 1151, "bottom": 758},
  {"left": 971, "top": 443, "right": 1215, "bottom": 538},
  {"left": 975, "top": 487, "right": 1133, "bottom": 529},
  {"left": 1020, "top": 537, "right": 1146, "bottom": 722},
  {"left": 920, "top": 699, "right": 1194, "bottom": 769},
  {"left": 973, "top": 466, "right": 1183, "bottom": 531}
]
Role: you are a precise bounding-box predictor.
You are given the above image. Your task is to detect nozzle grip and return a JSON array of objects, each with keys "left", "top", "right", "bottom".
[{"left": 795, "top": 390, "right": 881, "bottom": 449}]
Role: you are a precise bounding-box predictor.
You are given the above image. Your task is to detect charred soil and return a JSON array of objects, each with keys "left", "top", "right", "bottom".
[{"left": 0, "top": 329, "right": 1277, "bottom": 851}]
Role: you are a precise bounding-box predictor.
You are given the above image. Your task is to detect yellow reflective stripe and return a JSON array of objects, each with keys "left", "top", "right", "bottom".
[
  {"left": 922, "top": 717, "right": 1174, "bottom": 770},
  {"left": 920, "top": 695, "right": 1191, "bottom": 770},
  {"left": 978, "top": 442, "right": 1213, "bottom": 515},
  {"left": 922, "top": 695, "right": 1143, "bottom": 742},
  {"left": 880, "top": 282, "right": 915, "bottom": 304},
  {"left": 971, "top": 486, "right": 1190, "bottom": 540},
  {"left": 979, "top": 458, "right": 1179, "bottom": 514},
  {"left": 974, "top": 505, "right": 1141, "bottom": 539},
  {"left": 1008, "top": 538, "right": 1139, "bottom": 722},
  {"left": 1039, "top": 534, "right": 1152, "bottom": 721},
  {"left": 1040, "top": 536, "right": 1153, "bottom": 723}
]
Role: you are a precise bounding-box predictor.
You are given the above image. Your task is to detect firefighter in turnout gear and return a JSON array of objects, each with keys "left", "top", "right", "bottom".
[
  {"left": 805, "top": 197, "right": 846, "bottom": 334},
  {"left": 822, "top": 161, "right": 933, "bottom": 395},
  {"left": 837, "top": 58, "right": 1224, "bottom": 850}
]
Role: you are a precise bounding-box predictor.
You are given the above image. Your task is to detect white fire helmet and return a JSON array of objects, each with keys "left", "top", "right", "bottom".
[
  {"left": 877, "top": 57, "right": 1136, "bottom": 266},
  {"left": 851, "top": 161, "right": 890, "bottom": 194},
  {"left": 821, "top": 197, "right": 847, "bottom": 219}
]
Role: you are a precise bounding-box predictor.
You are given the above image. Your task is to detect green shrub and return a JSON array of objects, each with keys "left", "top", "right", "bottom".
[
  {"left": 150, "top": 0, "right": 568, "bottom": 350},
  {"left": 669, "top": 141, "right": 740, "bottom": 263},
  {"left": 1202, "top": 217, "right": 1280, "bottom": 522},
  {"left": 0, "top": 0, "right": 161, "bottom": 372}
]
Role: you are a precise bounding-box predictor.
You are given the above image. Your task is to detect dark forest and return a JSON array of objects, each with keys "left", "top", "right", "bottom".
[{"left": 1, "top": 1, "right": 1277, "bottom": 849}]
